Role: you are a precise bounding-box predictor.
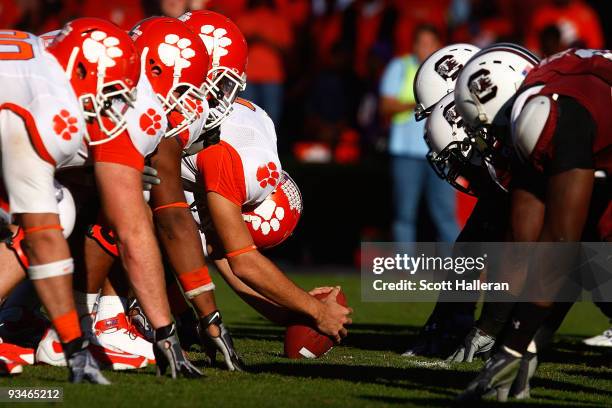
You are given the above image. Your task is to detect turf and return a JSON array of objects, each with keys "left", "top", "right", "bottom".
[{"left": 2, "top": 270, "right": 611, "bottom": 408}]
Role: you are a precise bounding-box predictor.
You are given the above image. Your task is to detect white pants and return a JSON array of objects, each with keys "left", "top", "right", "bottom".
[{"left": 0, "top": 110, "right": 58, "bottom": 216}]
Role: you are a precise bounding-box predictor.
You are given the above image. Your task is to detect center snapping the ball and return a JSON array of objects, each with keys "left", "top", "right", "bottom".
[{"left": 284, "top": 290, "right": 348, "bottom": 359}]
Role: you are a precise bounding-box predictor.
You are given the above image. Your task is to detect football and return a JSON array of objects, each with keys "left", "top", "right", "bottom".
[{"left": 284, "top": 290, "right": 348, "bottom": 359}]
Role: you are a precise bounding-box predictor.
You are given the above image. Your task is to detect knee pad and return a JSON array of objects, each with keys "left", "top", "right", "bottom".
[{"left": 28, "top": 258, "right": 74, "bottom": 280}]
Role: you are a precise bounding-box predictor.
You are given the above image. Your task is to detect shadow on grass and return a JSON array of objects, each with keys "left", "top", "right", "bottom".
[
  {"left": 230, "top": 322, "right": 421, "bottom": 353},
  {"left": 538, "top": 337, "right": 612, "bottom": 367},
  {"left": 358, "top": 394, "right": 604, "bottom": 407}
]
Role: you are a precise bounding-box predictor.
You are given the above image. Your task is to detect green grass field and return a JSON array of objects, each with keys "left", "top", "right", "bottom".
[{"left": 2, "top": 270, "right": 611, "bottom": 408}]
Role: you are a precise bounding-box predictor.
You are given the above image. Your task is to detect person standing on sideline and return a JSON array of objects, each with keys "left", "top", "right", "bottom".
[{"left": 380, "top": 25, "right": 459, "bottom": 243}]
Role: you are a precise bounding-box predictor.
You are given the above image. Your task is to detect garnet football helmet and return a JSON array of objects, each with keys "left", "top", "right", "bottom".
[
  {"left": 47, "top": 18, "right": 140, "bottom": 145},
  {"left": 130, "top": 17, "right": 210, "bottom": 138},
  {"left": 180, "top": 10, "right": 248, "bottom": 130},
  {"left": 243, "top": 171, "right": 302, "bottom": 249},
  {"left": 414, "top": 43, "right": 480, "bottom": 121}
]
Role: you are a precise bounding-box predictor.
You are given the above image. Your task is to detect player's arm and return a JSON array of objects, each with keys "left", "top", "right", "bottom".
[
  {"left": 149, "top": 137, "right": 208, "bottom": 273},
  {"left": 538, "top": 169, "right": 594, "bottom": 242},
  {"left": 94, "top": 161, "right": 170, "bottom": 328},
  {"left": 534, "top": 96, "right": 596, "bottom": 243},
  {"left": 207, "top": 191, "right": 351, "bottom": 342},
  {"left": 212, "top": 257, "right": 292, "bottom": 325}
]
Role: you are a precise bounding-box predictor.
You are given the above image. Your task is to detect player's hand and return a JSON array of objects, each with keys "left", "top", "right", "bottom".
[
  {"left": 142, "top": 165, "right": 160, "bottom": 191},
  {"left": 198, "top": 310, "right": 246, "bottom": 372},
  {"left": 447, "top": 327, "right": 495, "bottom": 363},
  {"left": 308, "top": 286, "right": 335, "bottom": 297},
  {"left": 66, "top": 339, "right": 110, "bottom": 385},
  {"left": 315, "top": 287, "right": 352, "bottom": 343},
  {"left": 154, "top": 323, "right": 203, "bottom": 379}
]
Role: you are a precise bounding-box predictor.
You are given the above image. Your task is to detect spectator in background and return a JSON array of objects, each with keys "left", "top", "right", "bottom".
[
  {"left": 380, "top": 25, "right": 459, "bottom": 243},
  {"left": 236, "top": 0, "right": 293, "bottom": 125},
  {"left": 539, "top": 24, "right": 564, "bottom": 57},
  {"left": 525, "top": 0, "right": 604, "bottom": 55},
  {"left": 159, "top": 0, "right": 190, "bottom": 18}
]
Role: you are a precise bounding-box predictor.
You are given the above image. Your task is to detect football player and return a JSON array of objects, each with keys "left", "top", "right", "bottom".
[
  {"left": 179, "top": 9, "right": 352, "bottom": 347},
  {"left": 403, "top": 43, "right": 495, "bottom": 358},
  {"left": 455, "top": 48, "right": 611, "bottom": 401},
  {"left": 2, "top": 18, "right": 202, "bottom": 379},
  {"left": 91, "top": 11, "right": 352, "bottom": 361},
  {"left": 0, "top": 20, "right": 111, "bottom": 382},
  {"left": 72, "top": 15, "right": 244, "bottom": 371}
]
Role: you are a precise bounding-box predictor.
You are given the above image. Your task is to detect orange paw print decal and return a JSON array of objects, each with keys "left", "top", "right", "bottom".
[
  {"left": 256, "top": 162, "right": 280, "bottom": 188},
  {"left": 140, "top": 109, "right": 163, "bottom": 136},
  {"left": 53, "top": 110, "right": 79, "bottom": 141},
  {"left": 186, "top": 97, "right": 205, "bottom": 118}
]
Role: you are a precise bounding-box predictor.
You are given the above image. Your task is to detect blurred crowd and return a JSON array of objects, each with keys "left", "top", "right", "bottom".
[
  {"left": 1, "top": 0, "right": 607, "bottom": 248},
  {"left": 0, "top": 0, "right": 607, "bottom": 163}
]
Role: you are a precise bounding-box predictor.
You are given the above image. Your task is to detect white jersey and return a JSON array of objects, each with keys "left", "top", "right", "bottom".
[
  {"left": 181, "top": 99, "right": 281, "bottom": 244},
  {"left": 0, "top": 31, "right": 84, "bottom": 167},
  {"left": 60, "top": 69, "right": 166, "bottom": 168}
]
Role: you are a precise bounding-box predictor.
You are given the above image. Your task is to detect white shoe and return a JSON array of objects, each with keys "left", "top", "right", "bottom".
[
  {"left": 93, "top": 313, "right": 155, "bottom": 363},
  {"left": 0, "top": 357, "right": 23, "bottom": 375},
  {"left": 36, "top": 327, "right": 147, "bottom": 371},
  {"left": 583, "top": 328, "right": 612, "bottom": 347},
  {"left": 36, "top": 328, "right": 66, "bottom": 366}
]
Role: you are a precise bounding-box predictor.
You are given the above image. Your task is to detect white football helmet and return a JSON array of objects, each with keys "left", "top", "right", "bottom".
[
  {"left": 452, "top": 44, "right": 539, "bottom": 190},
  {"left": 414, "top": 44, "right": 480, "bottom": 121},
  {"left": 454, "top": 43, "right": 539, "bottom": 129},
  {"left": 425, "top": 93, "right": 489, "bottom": 195}
]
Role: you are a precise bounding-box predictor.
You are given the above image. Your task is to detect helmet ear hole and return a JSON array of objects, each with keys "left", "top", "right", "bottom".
[
  {"left": 77, "top": 62, "right": 86, "bottom": 80},
  {"left": 151, "top": 65, "right": 162, "bottom": 77}
]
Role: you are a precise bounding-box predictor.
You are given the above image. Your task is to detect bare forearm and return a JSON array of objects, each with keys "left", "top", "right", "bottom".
[
  {"left": 155, "top": 209, "right": 207, "bottom": 272},
  {"left": 230, "top": 254, "right": 321, "bottom": 321},
  {"left": 214, "top": 258, "right": 291, "bottom": 325},
  {"left": 380, "top": 97, "right": 416, "bottom": 117}
]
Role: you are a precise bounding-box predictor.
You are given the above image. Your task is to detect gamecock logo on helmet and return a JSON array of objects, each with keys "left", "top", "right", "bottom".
[
  {"left": 442, "top": 101, "right": 464, "bottom": 129},
  {"left": 468, "top": 69, "right": 498, "bottom": 104},
  {"left": 434, "top": 55, "right": 462, "bottom": 80}
]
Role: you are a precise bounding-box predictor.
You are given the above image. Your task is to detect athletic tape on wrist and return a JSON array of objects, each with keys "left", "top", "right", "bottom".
[
  {"left": 177, "top": 267, "right": 215, "bottom": 298},
  {"left": 28, "top": 258, "right": 74, "bottom": 280}
]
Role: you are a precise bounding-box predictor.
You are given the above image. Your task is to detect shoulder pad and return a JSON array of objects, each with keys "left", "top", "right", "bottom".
[{"left": 512, "top": 95, "right": 552, "bottom": 162}]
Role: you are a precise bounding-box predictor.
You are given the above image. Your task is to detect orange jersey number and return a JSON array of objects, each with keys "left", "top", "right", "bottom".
[{"left": 0, "top": 31, "right": 34, "bottom": 61}]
